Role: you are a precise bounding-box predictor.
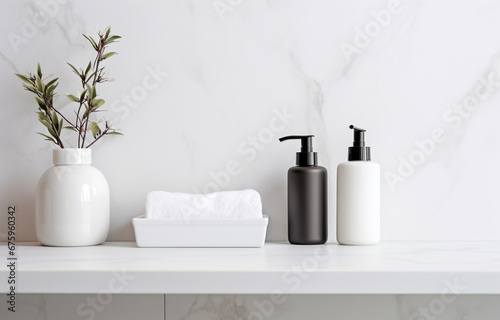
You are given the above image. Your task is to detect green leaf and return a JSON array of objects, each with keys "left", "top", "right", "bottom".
[
  {"left": 85, "top": 61, "right": 92, "bottom": 77},
  {"left": 39, "top": 120, "right": 57, "bottom": 138},
  {"left": 46, "top": 82, "right": 58, "bottom": 97},
  {"left": 35, "top": 97, "right": 46, "bottom": 110},
  {"left": 104, "top": 26, "right": 111, "bottom": 39},
  {"left": 85, "top": 71, "right": 96, "bottom": 84},
  {"left": 46, "top": 77, "right": 58, "bottom": 88},
  {"left": 106, "top": 131, "right": 123, "bottom": 135},
  {"left": 64, "top": 126, "right": 78, "bottom": 132},
  {"left": 92, "top": 98, "right": 105, "bottom": 108},
  {"left": 39, "top": 119, "right": 50, "bottom": 128},
  {"left": 35, "top": 75, "right": 43, "bottom": 92},
  {"left": 101, "top": 52, "right": 118, "bottom": 60},
  {"left": 67, "top": 63, "right": 80, "bottom": 77},
  {"left": 90, "top": 85, "right": 96, "bottom": 99},
  {"left": 82, "top": 102, "right": 91, "bottom": 118},
  {"left": 90, "top": 121, "right": 101, "bottom": 139},
  {"left": 82, "top": 34, "right": 98, "bottom": 50},
  {"left": 15, "top": 73, "right": 32, "bottom": 84},
  {"left": 53, "top": 112, "right": 59, "bottom": 130},
  {"left": 58, "top": 118, "right": 63, "bottom": 135},
  {"left": 48, "top": 126, "right": 58, "bottom": 139},
  {"left": 22, "top": 84, "right": 38, "bottom": 94},
  {"left": 37, "top": 63, "right": 42, "bottom": 78},
  {"left": 37, "top": 132, "right": 57, "bottom": 144},
  {"left": 66, "top": 94, "right": 79, "bottom": 102},
  {"left": 36, "top": 111, "right": 47, "bottom": 121},
  {"left": 44, "top": 78, "right": 58, "bottom": 96},
  {"left": 105, "top": 35, "right": 121, "bottom": 44},
  {"left": 79, "top": 89, "right": 88, "bottom": 102}
]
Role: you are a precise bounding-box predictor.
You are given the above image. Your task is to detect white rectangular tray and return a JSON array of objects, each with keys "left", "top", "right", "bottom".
[{"left": 132, "top": 215, "right": 268, "bottom": 247}]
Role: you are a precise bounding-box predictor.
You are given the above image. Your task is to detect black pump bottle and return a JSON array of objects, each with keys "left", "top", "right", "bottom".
[{"left": 279, "top": 135, "right": 328, "bottom": 245}]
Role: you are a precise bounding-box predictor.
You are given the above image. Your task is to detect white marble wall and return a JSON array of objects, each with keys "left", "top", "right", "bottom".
[{"left": 2, "top": 0, "right": 500, "bottom": 242}]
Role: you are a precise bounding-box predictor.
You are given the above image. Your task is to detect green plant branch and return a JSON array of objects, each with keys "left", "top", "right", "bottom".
[
  {"left": 76, "top": 100, "right": 85, "bottom": 147},
  {"left": 25, "top": 75, "right": 78, "bottom": 132},
  {"left": 81, "top": 37, "right": 104, "bottom": 147},
  {"left": 85, "top": 126, "right": 109, "bottom": 148},
  {"left": 16, "top": 26, "right": 121, "bottom": 149},
  {"left": 46, "top": 111, "right": 65, "bottom": 148},
  {"left": 81, "top": 104, "right": 91, "bottom": 148},
  {"left": 40, "top": 94, "right": 78, "bottom": 131},
  {"left": 80, "top": 30, "right": 115, "bottom": 148}
]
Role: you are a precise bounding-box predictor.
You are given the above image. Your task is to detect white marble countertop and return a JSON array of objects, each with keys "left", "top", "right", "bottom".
[{"left": 1, "top": 241, "right": 499, "bottom": 294}]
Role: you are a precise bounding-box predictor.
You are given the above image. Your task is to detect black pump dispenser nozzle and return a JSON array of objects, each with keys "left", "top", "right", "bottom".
[
  {"left": 348, "top": 125, "right": 371, "bottom": 161},
  {"left": 279, "top": 135, "right": 317, "bottom": 166}
]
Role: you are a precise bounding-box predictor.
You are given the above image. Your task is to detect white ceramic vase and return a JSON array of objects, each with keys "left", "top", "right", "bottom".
[{"left": 35, "top": 148, "right": 110, "bottom": 246}]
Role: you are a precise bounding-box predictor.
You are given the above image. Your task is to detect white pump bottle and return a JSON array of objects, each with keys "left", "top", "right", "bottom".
[{"left": 337, "top": 125, "right": 380, "bottom": 245}]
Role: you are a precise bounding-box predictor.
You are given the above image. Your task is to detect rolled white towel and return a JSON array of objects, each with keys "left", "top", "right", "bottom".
[{"left": 145, "top": 189, "right": 262, "bottom": 220}]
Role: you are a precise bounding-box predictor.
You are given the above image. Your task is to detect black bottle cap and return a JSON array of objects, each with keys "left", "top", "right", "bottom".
[
  {"left": 279, "top": 135, "right": 317, "bottom": 166},
  {"left": 348, "top": 125, "right": 371, "bottom": 161}
]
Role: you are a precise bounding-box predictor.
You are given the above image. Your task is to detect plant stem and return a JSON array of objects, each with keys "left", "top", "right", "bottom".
[
  {"left": 81, "top": 110, "right": 90, "bottom": 148},
  {"left": 81, "top": 35, "right": 105, "bottom": 148},
  {"left": 39, "top": 94, "right": 78, "bottom": 131},
  {"left": 52, "top": 106, "right": 78, "bottom": 130},
  {"left": 75, "top": 100, "right": 85, "bottom": 147},
  {"left": 85, "top": 127, "right": 109, "bottom": 148},
  {"left": 92, "top": 53, "right": 102, "bottom": 85},
  {"left": 39, "top": 94, "right": 74, "bottom": 148}
]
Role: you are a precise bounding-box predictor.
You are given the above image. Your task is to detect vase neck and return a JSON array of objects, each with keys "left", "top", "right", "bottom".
[{"left": 53, "top": 149, "right": 92, "bottom": 165}]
